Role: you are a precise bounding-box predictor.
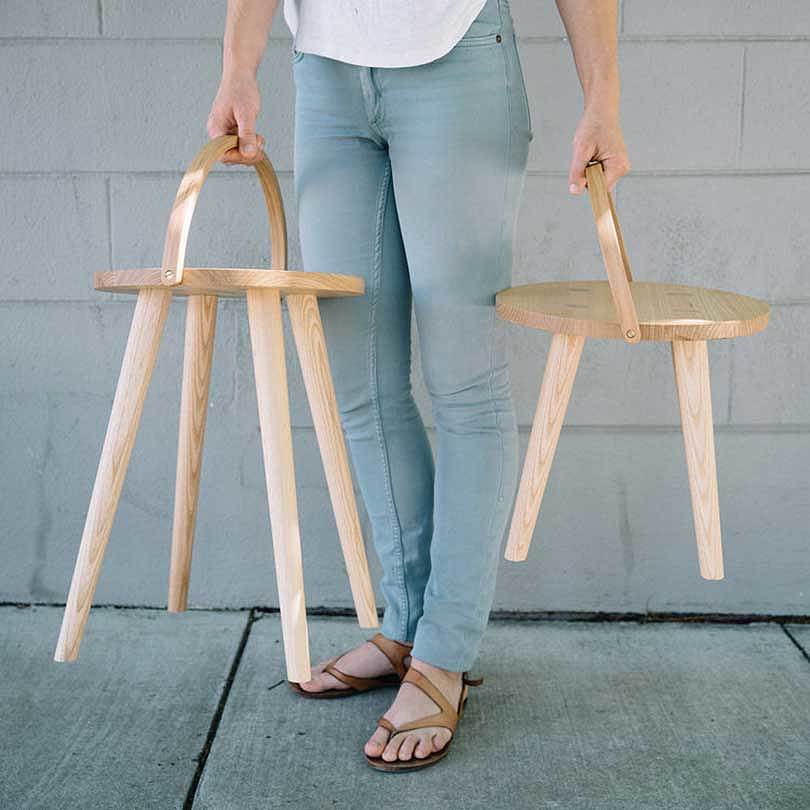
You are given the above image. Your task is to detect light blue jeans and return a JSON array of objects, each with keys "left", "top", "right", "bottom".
[{"left": 292, "top": 0, "right": 532, "bottom": 671}]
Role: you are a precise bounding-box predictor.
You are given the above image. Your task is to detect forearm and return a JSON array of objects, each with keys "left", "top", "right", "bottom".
[
  {"left": 223, "top": 0, "right": 278, "bottom": 78},
  {"left": 555, "top": 0, "right": 620, "bottom": 110}
]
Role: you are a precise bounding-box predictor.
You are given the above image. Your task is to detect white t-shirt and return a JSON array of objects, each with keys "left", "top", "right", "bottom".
[{"left": 283, "top": 0, "right": 490, "bottom": 68}]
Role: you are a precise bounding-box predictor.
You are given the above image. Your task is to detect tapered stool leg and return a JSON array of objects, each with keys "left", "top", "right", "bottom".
[
  {"left": 671, "top": 339, "right": 724, "bottom": 580},
  {"left": 54, "top": 288, "right": 172, "bottom": 661},
  {"left": 247, "top": 288, "right": 311, "bottom": 683},
  {"left": 505, "top": 332, "right": 585, "bottom": 562},
  {"left": 168, "top": 294, "right": 218, "bottom": 612},
  {"left": 287, "top": 293, "right": 378, "bottom": 629}
]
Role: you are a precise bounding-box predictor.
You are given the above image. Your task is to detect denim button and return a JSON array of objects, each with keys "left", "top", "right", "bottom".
[{"left": 495, "top": 34, "right": 502, "bottom": 43}]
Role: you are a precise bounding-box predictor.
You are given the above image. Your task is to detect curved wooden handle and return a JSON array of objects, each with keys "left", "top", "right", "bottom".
[
  {"left": 161, "top": 134, "right": 288, "bottom": 285},
  {"left": 585, "top": 160, "right": 640, "bottom": 344}
]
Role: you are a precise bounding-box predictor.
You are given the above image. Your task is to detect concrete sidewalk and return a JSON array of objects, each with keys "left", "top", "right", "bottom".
[{"left": 2, "top": 606, "right": 809, "bottom": 809}]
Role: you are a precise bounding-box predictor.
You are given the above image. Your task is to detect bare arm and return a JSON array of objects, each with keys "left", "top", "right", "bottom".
[
  {"left": 207, "top": 0, "right": 278, "bottom": 164},
  {"left": 555, "top": 0, "right": 630, "bottom": 193}
]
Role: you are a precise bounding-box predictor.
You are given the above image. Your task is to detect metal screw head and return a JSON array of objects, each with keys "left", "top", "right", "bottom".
[
  {"left": 164, "top": 269, "right": 174, "bottom": 279},
  {"left": 626, "top": 329, "right": 637, "bottom": 339}
]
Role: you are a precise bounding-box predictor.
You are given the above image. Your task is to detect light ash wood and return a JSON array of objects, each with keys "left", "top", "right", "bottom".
[
  {"left": 55, "top": 137, "right": 378, "bottom": 677},
  {"left": 672, "top": 340, "right": 724, "bottom": 580},
  {"left": 287, "top": 293, "right": 379, "bottom": 628},
  {"left": 94, "top": 268, "right": 364, "bottom": 299},
  {"left": 168, "top": 294, "right": 218, "bottom": 612},
  {"left": 161, "top": 134, "right": 288, "bottom": 284},
  {"left": 496, "top": 281, "right": 770, "bottom": 342},
  {"left": 499, "top": 159, "right": 769, "bottom": 580},
  {"left": 505, "top": 333, "right": 585, "bottom": 562},
  {"left": 585, "top": 161, "right": 640, "bottom": 343},
  {"left": 54, "top": 288, "right": 171, "bottom": 661},
  {"left": 248, "top": 288, "right": 311, "bottom": 683}
]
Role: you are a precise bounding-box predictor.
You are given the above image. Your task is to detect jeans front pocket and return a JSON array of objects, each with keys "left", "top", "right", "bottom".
[
  {"left": 455, "top": 0, "right": 503, "bottom": 46},
  {"left": 509, "top": 32, "right": 534, "bottom": 142}
]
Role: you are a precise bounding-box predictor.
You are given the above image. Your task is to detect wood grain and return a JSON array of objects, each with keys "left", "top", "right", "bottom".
[
  {"left": 287, "top": 293, "right": 379, "bottom": 629},
  {"left": 672, "top": 340, "right": 724, "bottom": 581},
  {"left": 504, "top": 333, "right": 585, "bottom": 561},
  {"left": 54, "top": 288, "right": 171, "bottom": 661},
  {"left": 496, "top": 280, "right": 770, "bottom": 342},
  {"left": 161, "top": 134, "right": 287, "bottom": 285},
  {"left": 247, "top": 288, "right": 311, "bottom": 683},
  {"left": 94, "top": 267, "right": 364, "bottom": 299},
  {"left": 168, "top": 294, "right": 218, "bottom": 612}
]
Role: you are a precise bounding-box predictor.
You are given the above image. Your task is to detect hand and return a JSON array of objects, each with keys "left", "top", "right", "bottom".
[
  {"left": 567, "top": 103, "right": 630, "bottom": 194},
  {"left": 206, "top": 71, "right": 266, "bottom": 165}
]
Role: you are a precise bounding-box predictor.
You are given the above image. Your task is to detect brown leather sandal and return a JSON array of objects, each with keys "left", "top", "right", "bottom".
[
  {"left": 365, "top": 667, "right": 484, "bottom": 771},
  {"left": 287, "top": 632, "right": 413, "bottom": 699}
]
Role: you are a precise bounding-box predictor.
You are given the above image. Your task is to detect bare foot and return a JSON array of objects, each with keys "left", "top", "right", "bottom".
[
  {"left": 297, "top": 637, "right": 412, "bottom": 694},
  {"left": 364, "top": 657, "right": 462, "bottom": 762}
]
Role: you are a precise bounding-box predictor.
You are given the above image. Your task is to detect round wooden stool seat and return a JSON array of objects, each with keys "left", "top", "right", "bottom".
[
  {"left": 496, "top": 280, "right": 770, "bottom": 342},
  {"left": 94, "top": 267, "right": 365, "bottom": 299}
]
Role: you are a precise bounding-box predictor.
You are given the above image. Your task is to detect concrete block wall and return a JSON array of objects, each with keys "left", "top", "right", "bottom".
[{"left": 2, "top": 1, "right": 808, "bottom": 614}]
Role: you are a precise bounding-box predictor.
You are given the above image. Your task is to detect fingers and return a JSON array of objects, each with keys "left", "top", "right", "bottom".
[
  {"left": 601, "top": 154, "right": 631, "bottom": 192},
  {"left": 220, "top": 132, "right": 265, "bottom": 165}
]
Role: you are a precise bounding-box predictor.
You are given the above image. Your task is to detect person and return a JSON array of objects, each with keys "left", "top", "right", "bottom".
[{"left": 207, "top": 0, "right": 630, "bottom": 771}]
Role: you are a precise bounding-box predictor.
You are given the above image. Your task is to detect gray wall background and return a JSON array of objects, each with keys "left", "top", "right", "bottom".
[{"left": 1, "top": 1, "right": 808, "bottom": 615}]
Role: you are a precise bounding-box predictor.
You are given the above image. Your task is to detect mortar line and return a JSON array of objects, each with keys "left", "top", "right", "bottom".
[
  {"left": 2, "top": 34, "right": 810, "bottom": 44},
  {"left": 104, "top": 176, "right": 113, "bottom": 269},
  {"left": 781, "top": 624, "right": 810, "bottom": 666},
  {"left": 736, "top": 45, "right": 748, "bottom": 167},
  {"left": 7, "top": 168, "right": 810, "bottom": 178},
  {"left": 96, "top": 0, "right": 103, "bottom": 36},
  {"left": 183, "top": 608, "right": 258, "bottom": 810},
  {"left": 5, "top": 602, "right": 810, "bottom": 624}
]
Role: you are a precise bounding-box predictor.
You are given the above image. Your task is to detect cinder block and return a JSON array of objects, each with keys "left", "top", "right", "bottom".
[
  {"left": 0, "top": 40, "right": 296, "bottom": 172},
  {"left": 730, "top": 304, "right": 810, "bottom": 424},
  {"left": 619, "top": 174, "right": 809, "bottom": 301},
  {"left": 619, "top": 42, "right": 743, "bottom": 170},
  {"left": 0, "top": 299, "right": 236, "bottom": 402},
  {"left": 741, "top": 42, "right": 810, "bottom": 170},
  {"left": 624, "top": 0, "right": 810, "bottom": 36},
  {"left": 521, "top": 41, "right": 743, "bottom": 172},
  {"left": 110, "top": 171, "right": 300, "bottom": 271},
  {"left": 103, "top": 0, "right": 291, "bottom": 39},
  {"left": 0, "top": 175, "right": 108, "bottom": 301},
  {"left": 0, "top": 0, "right": 99, "bottom": 36},
  {"left": 510, "top": 0, "right": 567, "bottom": 38}
]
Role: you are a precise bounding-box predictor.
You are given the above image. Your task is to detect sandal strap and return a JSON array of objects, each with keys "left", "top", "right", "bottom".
[
  {"left": 379, "top": 668, "right": 460, "bottom": 736},
  {"left": 322, "top": 633, "right": 412, "bottom": 691},
  {"left": 367, "top": 633, "right": 413, "bottom": 679},
  {"left": 374, "top": 668, "right": 485, "bottom": 738}
]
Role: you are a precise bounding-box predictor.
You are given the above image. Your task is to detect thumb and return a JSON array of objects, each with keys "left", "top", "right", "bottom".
[
  {"left": 237, "top": 121, "right": 258, "bottom": 158},
  {"left": 568, "top": 141, "right": 594, "bottom": 195}
]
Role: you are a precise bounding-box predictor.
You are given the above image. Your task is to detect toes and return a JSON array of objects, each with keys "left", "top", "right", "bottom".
[
  {"left": 397, "top": 734, "right": 418, "bottom": 761},
  {"left": 382, "top": 732, "right": 406, "bottom": 762},
  {"left": 431, "top": 730, "right": 451, "bottom": 753},
  {"left": 364, "top": 726, "right": 390, "bottom": 757}
]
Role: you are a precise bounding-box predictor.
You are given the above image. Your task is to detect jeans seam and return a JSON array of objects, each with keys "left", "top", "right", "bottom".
[
  {"left": 473, "top": 42, "right": 511, "bottom": 622},
  {"left": 368, "top": 159, "right": 410, "bottom": 638}
]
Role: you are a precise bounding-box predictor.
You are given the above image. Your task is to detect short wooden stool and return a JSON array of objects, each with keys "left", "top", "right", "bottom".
[
  {"left": 497, "top": 160, "right": 770, "bottom": 579},
  {"left": 54, "top": 135, "right": 378, "bottom": 682}
]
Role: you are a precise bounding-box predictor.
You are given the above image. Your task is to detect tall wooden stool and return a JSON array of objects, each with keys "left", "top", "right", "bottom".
[
  {"left": 54, "top": 135, "right": 378, "bottom": 682},
  {"left": 497, "top": 160, "right": 770, "bottom": 580}
]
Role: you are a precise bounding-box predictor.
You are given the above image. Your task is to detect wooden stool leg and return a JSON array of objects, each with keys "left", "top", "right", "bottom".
[
  {"left": 671, "top": 339, "right": 724, "bottom": 581},
  {"left": 54, "top": 288, "right": 171, "bottom": 661},
  {"left": 168, "top": 294, "right": 218, "bottom": 612},
  {"left": 246, "top": 288, "right": 311, "bottom": 683},
  {"left": 287, "top": 293, "right": 378, "bottom": 629},
  {"left": 505, "top": 333, "right": 585, "bottom": 562}
]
